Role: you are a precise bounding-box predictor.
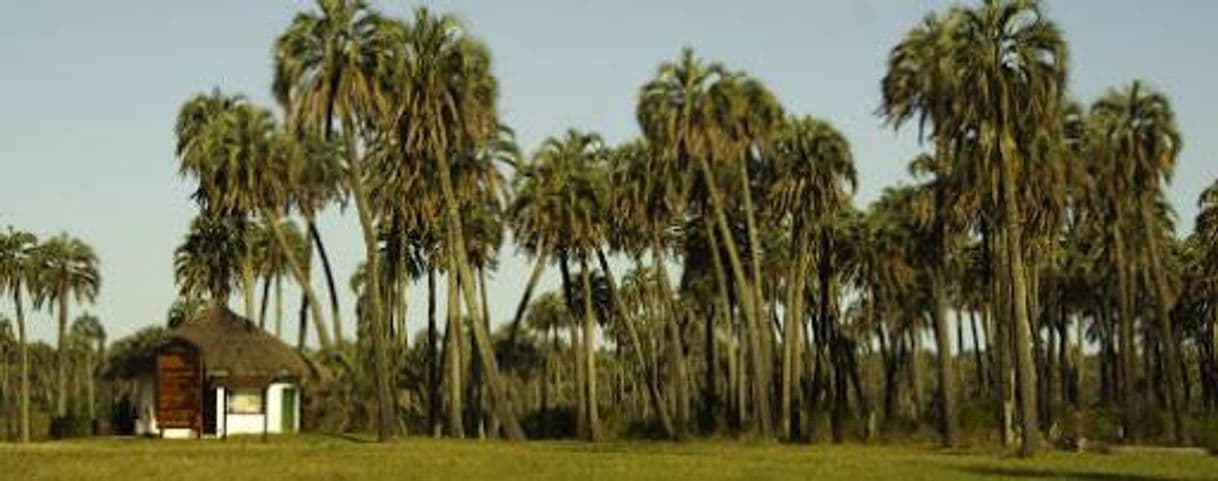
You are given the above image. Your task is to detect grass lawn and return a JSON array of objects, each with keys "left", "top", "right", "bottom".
[{"left": 3, "top": 436, "right": 1216, "bottom": 481}]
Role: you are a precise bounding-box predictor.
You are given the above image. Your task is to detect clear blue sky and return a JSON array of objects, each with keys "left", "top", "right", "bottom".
[{"left": 2, "top": 1, "right": 1215, "bottom": 343}]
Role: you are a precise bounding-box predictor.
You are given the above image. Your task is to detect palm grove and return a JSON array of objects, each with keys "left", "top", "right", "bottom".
[{"left": 4, "top": 0, "right": 1218, "bottom": 457}]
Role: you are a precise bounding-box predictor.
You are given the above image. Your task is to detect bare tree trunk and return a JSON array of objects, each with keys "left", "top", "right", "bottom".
[
  {"left": 507, "top": 249, "right": 548, "bottom": 346},
  {"left": 705, "top": 218, "right": 732, "bottom": 432},
  {"left": 14, "top": 286, "right": 29, "bottom": 442},
  {"left": 445, "top": 266, "right": 465, "bottom": 438},
  {"left": 1000, "top": 134, "right": 1041, "bottom": 456},
  {"left": 652, "top": 240, "right": 691, "bottom": 437},
  {"left": 275, "top": 275, "right": 283, "bottom": 339},
  {"left": 307, "top": 219, "right": 345, "bottom": 344},
  {"left": 596, "top": 250, "right": 675, "bottom": 438},
  {"left": 579, "top": 256, "right": 603, "bottom": 441},
  {"left": 264, "top": 211, "right": 332, "bottom": 349},
  {"left": 696, "top": 156, "right": 772, "bottom": 437},
  {"left": 560, "top": 256, "right": 586, "bottom": 439},
  {"left": 437, "top": 149, "right": 525, "bottom": 440},
  {"left": 930, "top": 266, "right": 958, "bottom": 446},
  {"left": 1141, "top": 209, "right": 1190, "bottom": 445},
  {"left": 427, "top": 269, "right": 441, "bottom": 438},
  {"left": 1113, "top": 225, "right": 1137, "bottom": 442},
  {"left": 57, "top": 283, "right": 69, "bottom": 418}
]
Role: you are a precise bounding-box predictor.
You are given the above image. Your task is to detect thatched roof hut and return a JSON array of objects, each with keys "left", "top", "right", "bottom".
[{"left": 171, "top": 306, "right": 317, "bottom": 386}]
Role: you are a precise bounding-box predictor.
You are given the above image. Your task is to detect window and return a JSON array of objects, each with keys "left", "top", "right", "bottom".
[{"left": 226, "top": 389, "right": 264, "bottom": 414}]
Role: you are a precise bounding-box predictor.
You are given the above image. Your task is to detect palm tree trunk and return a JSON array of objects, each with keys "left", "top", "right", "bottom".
[
  {"left": 307, "top": 219, "right": 345, "bottom": 344},
  {"left": 259, "top": 273, "right": 272, "bottom": 330},
  {"left": 579, "top": 255, "right": 602, "bottom": 441},
  {"left": 1113, "top": 219, "right": 1137, "bottom": 442},
  {"left": 479, "top": 267, "right": 496, "bottom": 438},
  {"left": 704, "top": 217, "right": 732, "bottom": 432},
  {"left": 57, "top": 282, "right": 69, "bottom": 418},
  {"left": 275, "top": 275, "right": 283, "bottom": 339},
  {"left": 970, "top": 310, "right": 986, "bottom": 398},
  {"left": 445, "top": 264, "right": 464, "bottom": 438},
  {"left": 241, "top": 244, "right": 257, "bottom": 324},
  {"left": 86, "top": 349, "right": 95, "bottom": 429},
  {"left": 264, "top": 211, "right": 332, "bottom": 349},
  {"left": 436, "top": 149, "right": 526, "bottom": 440},
  {"left": 297, "top": 293, "right": 308, "bottom": 351},
  {"left": 595, "top": 249, "right": 675, "bottom": 438},
  {"left": 1141, "top": 206, "right": 1190, "bottom": 445},
  {"left": 930, "top": 263, "right": 958, "bottom": 446},
  {"left": 427, "top": 268, "right": 441, "bottom": 438},
  {"left": 780, "top": 224, "right": 809, "bottom": 440},
  {"left": 343, "top": 128, "right": 395, "bottom": 441},
  {"left": 730, "top": 159, "right": 769, "bottom": 435},
  {"left": 1000, "top": 133, "right": 1041, "bottom": 456},
  {"left": 14, "top": 287, "right": 29, "bottom": 443},
  {"left": 508, "top": 248, "right": 549, "bottom": 346},
  {"left": 696, "top": 155, "right": 772, "bottom": 437},
  {"left": 559, "top": 255, "right": 586, "bottom": 438},
  {"left": 651, "top": 239, "right": 691, "bottom": 435},
  {"left": 991, "top": 224, "right": 1015, "bottom": 447}
]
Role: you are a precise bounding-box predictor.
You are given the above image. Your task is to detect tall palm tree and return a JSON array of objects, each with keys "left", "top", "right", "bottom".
[
  {"left": 174, "top": 92, "right": 333, "bottom": 349},
  {"left": 0, "top": 227, "right": 37, "bottom": 442},
  {"left": 387, "top": 7, "right": 525, "bottom": 440},
  {"left": 1091, "top": 80, "right": 1189, "bottom": 444},
  {"left": 273, "top": 0, "right": 401, "bottom": 440},
  {"left": 638, "top": 48, "right": 784, "bottom": 436},
  {"left": 511, "top": 129, "right": 610, "bottom": 440},
  {"left": 765, "top": 115, "right": 857, "bottom": 440},
  {"left": 69, "top": 313, "right": 104, "bottom": 426},
  {"left": 882, "top": 0, "right": 1068, "bottom": 455},
  {"left": 31, "top": 234, "right": 100, "bottom": 419},
  {"left": 603, "top": 138, "right": 682, "bottom": 437}
]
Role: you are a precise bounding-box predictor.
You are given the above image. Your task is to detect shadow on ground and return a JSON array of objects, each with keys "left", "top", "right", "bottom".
[{"left": 954, "top": 466, "right": 1182, "bottom": 481}]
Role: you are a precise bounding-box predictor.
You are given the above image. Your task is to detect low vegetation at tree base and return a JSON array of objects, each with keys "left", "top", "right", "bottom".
[{"left": 5, "top": 437, "right": 1218, "bottom": 481}]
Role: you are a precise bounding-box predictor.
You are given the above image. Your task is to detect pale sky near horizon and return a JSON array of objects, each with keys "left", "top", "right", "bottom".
[{"left": 1, "top": 1, "right": 1215, "bottom": 345}]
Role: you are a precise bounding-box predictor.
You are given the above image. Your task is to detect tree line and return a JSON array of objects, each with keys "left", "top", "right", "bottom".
[
  {"left": 5, "top": 0, "right": 1218, "bottom": 458},
  {"left": 0, "top": 229, "right": 101, "bottom": 442}
]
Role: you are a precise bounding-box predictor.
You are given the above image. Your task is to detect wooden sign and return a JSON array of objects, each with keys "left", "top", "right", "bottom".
[{"left": 156, "top": 343, "right": 201, "bottom": 430}]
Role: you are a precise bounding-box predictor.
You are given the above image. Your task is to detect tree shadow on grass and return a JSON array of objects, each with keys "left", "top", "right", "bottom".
[
  {"left": 953, "top": 465, "right": 1182, "bottom": 481},
  {"left": 314, "top": 432, "right": 378, "bottom": 444}
]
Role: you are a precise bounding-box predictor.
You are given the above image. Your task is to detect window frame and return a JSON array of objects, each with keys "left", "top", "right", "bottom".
[{"left": 224, "top": 388, "right": 265, "bottom": 415}]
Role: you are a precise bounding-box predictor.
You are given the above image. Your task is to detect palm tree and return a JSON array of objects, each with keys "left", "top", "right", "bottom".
[
  {"left": 31, "top": 234, "right": 100, "bottom": 419},
  {"left": 273, "top": 0, "right": 401, "bottom": 440},
  {"left": 385, "top": 7, "right": 525, "bottom": 440},
  {"left": 174, "top": 91, "right": 333, "bottom": 349},
  {"left": 638, "top": 48, "right": 784, "bottom": 436},
  {"left": 0, "top": 315, "right": 13, "bottom": 440},
  {"left": 512, "top": 129, "right": 610, "bottom": 440},
  {"left": 69, "top": 313, "right": 104, "bottom": 427},
  {"left": 882, "top": 0, "right": 1068, "bottom": 455},
  {"left": 602, "top": 138, "right": 681, "bottom": 437},
  {"left": 1091, "top": 80, "right": 1189, "bottom": 444},
  {"left": 765, "top": 115, "right": 857, "bottom": 440},
  {"left": 252, "top": 217, "right": 309, "bottom": 338},
  {"left": 0, "top": 227, "right": 37, "bottom": 442}
]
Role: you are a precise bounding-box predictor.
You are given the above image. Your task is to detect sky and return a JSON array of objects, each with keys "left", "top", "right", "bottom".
[{"left": 1, "top": 1, "right": 1215, "bottom": 344}]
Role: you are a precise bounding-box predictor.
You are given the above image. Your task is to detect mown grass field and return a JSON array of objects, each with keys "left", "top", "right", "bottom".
[{"left": 3, "top": 436, "right": 1216, "bottom": 481}]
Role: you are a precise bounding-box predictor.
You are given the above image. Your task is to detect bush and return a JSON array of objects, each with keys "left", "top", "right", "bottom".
[
  {"left": 50, "top": 413, "right": 93, "bottom": 439},
  {"left": 520, "top": 407, "right": 576, "bottom": 439}
]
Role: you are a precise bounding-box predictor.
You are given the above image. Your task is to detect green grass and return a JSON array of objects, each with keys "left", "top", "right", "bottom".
[{"left": 3, "top": 436, "right": 1217, "bottom": 481}]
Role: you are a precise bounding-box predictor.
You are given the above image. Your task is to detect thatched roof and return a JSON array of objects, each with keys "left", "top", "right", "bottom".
[{"left": 170, "top": 306, "right": 317, "bottom": 384}]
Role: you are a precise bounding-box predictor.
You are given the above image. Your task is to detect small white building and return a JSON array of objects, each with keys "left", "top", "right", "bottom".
[{"left": 126, "top": 307, "right": 316, "bottom": 439}]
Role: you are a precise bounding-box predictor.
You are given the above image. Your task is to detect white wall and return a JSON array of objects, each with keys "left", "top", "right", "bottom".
[
  {"left": 216, "top": 382, "right": 299, "bottom": 437},
  {"left": 137, "top": 379, "right": 301, "bottom": 438}
]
